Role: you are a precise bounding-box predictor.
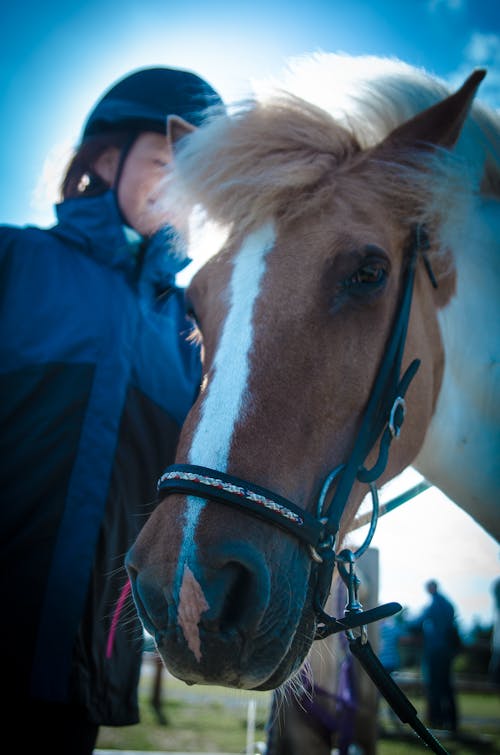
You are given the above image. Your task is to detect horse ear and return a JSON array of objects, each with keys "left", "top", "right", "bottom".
[
  {"left": 381, "top": 69, "right": 486, "bottom": 151},
  {"left": 167, "top": 115, "right": 197, "bottom": 151}
]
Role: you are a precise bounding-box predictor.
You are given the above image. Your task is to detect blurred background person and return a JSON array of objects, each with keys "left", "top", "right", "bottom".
[
  {"left": 409, "top": 579, "right": 459, "bottom": 732},
  {"left": 489, "top": 577, "right": 500, "bottom": 685}
]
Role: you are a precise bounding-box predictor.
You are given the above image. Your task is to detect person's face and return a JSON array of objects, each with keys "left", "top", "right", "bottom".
[
  {"left": 93, "top": 131, "right": 176, "bottom": 236},
  {"left": 117, "top": 132, "right": 174, "bottom": 236}
]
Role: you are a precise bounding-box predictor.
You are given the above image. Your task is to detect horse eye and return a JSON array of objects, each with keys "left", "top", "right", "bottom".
[
  {"left": 343, "top": 260, "right": 388, "bottom": 293},
  {"left": 352, "top": 264, "right": 385, "bottom": 285}
]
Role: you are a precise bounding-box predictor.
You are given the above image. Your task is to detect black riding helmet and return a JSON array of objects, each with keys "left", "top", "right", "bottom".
[
  {"left": 79, "top": 66, "right": 223, "bottom": 211},
  {"left": 82, "top": 66, "right": 223, "bottom": 138}
]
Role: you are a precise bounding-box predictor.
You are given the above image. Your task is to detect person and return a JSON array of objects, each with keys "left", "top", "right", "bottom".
[
  {"left": 378, "top": 614, "right": 403, "bottom": 675},
  {"left": 410, "top": 579, "right": 459, "bottom": 732},
  {"left": 489, "top": 577, "right": 500, "bottom": 685},
  {"left": 0, "top": 66, "right": 222, "bottom": 753}
]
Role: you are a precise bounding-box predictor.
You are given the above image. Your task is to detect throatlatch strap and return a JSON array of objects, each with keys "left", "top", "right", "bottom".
[{"left": 158, "top": 464, "right": 325, "bottom": 549}]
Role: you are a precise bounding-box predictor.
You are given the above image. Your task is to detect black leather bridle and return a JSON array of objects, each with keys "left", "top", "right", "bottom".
[{"left": 158, "top": 224, "right": 448, "bottom": 754}]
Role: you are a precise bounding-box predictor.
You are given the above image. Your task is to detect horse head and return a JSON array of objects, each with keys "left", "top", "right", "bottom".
[{"left": 126, "top": 63, "right": 490, "bottom": 690}]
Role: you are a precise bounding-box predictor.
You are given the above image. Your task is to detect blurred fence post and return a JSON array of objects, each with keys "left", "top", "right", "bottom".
[{"left": 246, "top": 697, "right": 256, "bottom": 755}]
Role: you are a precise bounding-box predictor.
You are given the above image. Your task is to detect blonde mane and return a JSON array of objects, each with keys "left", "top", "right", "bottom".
[{"left": 172, "top": 53, "right": 499, "bottom": 253}]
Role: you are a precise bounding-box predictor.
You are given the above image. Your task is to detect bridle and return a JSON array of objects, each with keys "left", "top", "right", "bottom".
[
  {"left": 158, "top": 223, "right": 431, "bottom": 620},
  {"left": 158, "top": 224, "right": 448, "bottom": 754}
]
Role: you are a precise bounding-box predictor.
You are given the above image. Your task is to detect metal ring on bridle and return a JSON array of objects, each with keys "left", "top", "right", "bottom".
[
  {"left": 337, "top": 482, "right": 379, "bottom": 562},
  {"left": 315, "top": 463, "right": 379, "bottom": 562},
  {"left": 317, "top": 464, "right": 346, "bottom": 520},
  {"left": 307, "top": 464, "right": 346, "bottom": 562}
]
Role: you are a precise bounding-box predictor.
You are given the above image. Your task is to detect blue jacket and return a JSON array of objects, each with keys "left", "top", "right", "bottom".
[{"left": 0, "top": 191, "right": 201, "bottom": 724}]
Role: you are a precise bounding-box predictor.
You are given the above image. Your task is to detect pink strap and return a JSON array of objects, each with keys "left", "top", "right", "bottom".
[{"left": 106, "top": 579, "right": 132, "bottom": 658}]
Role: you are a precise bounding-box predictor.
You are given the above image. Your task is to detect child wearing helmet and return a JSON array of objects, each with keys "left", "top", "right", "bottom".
[{"left": 0, "top": 66, "right": 222, "bottom": 752}]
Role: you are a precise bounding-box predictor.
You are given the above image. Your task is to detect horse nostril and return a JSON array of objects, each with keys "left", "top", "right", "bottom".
[
  {"left": 200, "top": 563, "right": 250, "bottom": 632},
  {"left": 199, "top": 550, "right": 270, "bottom": 636},
  {"left": 222, "top": 564, "right": 252, "bottom": 629}
]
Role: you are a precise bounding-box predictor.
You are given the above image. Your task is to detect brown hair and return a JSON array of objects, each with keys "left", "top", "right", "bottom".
[{"left": 60, "top": 131, "right": 134, "bottom": 199}]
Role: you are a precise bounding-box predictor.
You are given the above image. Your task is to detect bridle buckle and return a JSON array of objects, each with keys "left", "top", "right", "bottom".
[{"left": 389, "top": 395, "right": 406, "bottom": 438}]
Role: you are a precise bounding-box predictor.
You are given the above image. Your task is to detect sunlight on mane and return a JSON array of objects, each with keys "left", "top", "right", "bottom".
[
  {"left": 251, "top": 52, "right": 449, "bottom": 146},
  {"left": 169, "top": 52, "right": 499, "bottom": 269},
  {"left": 177, "top": 208, "right": 229, "bottom": 286}
]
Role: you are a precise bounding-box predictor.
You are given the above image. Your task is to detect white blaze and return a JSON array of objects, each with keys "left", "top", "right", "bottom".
[{"left": 177, "top": 221, "right": 276, "bottom": 569}]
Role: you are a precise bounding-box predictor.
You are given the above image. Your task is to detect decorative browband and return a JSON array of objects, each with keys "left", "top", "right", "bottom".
[{"left": 157, "top": 464, "right": 324, "bottom": 549}]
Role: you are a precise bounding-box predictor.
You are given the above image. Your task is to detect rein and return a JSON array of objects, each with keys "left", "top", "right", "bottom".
[{"left": 157, "top": 224, "right": 448, "bottom": 754}]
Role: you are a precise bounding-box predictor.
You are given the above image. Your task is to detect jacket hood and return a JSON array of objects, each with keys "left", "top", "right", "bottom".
[{"left": 52, "top": 190, "right": 190, "bottom": 292}]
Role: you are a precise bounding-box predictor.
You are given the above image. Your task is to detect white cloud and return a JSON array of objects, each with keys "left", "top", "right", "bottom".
[
  {"left": 466, "top": 31, "right": 500, "bottom": 65},
  {"left": 446, "top": 31, "right": 500, "bottom": 109}
]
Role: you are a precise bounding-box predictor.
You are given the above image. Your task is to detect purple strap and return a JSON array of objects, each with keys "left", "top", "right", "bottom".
[{"left": 298, "top": 585, "right": 357, "bottom": 753}]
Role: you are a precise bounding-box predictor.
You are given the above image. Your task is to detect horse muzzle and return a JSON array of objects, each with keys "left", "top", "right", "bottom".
[{"left": 125, "top": 501, "right": 315, "bottom": 688}]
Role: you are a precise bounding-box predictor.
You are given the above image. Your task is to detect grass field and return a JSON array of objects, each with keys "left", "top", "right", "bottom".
[{"left": 96, "top": 657, "right": 500, "bottom": 754}]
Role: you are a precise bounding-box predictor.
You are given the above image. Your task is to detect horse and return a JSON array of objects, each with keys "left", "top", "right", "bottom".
[{"left": 125, "top": 53, "right": 499, "bottom": 753}]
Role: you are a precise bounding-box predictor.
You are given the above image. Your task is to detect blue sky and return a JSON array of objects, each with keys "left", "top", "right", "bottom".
[
  {"left": 1, "top": 0, "right": 499, "bottom": 627},
  {"left": 2, "top": 0, "right": 499, "bottom": 226}
]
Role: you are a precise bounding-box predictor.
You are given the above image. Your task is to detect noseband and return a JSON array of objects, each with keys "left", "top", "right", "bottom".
[{"left": 157, "top": 224, "right": 448, "bottom": 754}]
